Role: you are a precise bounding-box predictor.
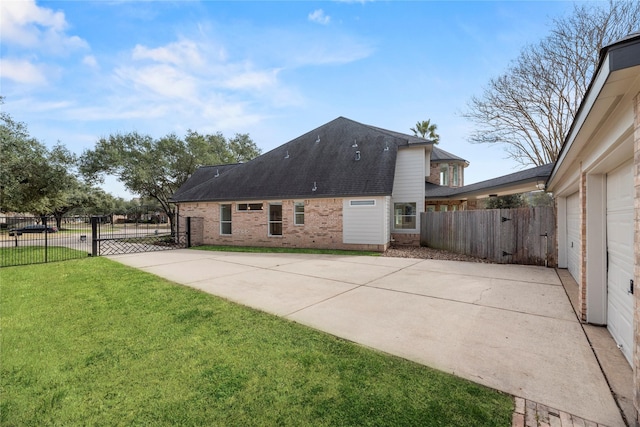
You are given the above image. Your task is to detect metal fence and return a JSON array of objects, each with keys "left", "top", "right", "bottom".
[
  {"left": 0, "top": 216, "right": 92, "bottom": 267},
  {"left": 91, "top": 215, "right": 188, "bottom": 256},
  {"left": 421, "top": 207, "right": 557, "bottom": 267},
  {"left": 1, "top": 214, "right": 194, "bottom": 267}
]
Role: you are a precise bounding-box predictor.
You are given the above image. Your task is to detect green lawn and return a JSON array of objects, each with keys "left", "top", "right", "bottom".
[
  {"left": 1, "top": 258, "right": 513, "bottom": 426},
  {"left": 195, "top": 245, "right": 381, "bottom": 256},
  {"left": 0, "top": 246, "right": 89, "bottom": 268}
]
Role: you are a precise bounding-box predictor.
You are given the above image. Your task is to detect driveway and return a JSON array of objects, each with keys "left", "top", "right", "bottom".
[{"left": 109, "top": 249, "right": 623, "bottom": 426}]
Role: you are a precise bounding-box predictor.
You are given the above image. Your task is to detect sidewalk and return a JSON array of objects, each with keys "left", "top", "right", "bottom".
[{"left": 108, "top": 250, "right": 625, "bottom": 426}]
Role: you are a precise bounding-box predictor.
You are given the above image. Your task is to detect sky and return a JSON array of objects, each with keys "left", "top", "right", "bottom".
[{"left": 1, "top": 0, "right": 577, "bottom": 199}]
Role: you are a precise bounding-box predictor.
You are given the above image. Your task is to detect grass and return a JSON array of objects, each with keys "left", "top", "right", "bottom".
[
  {"left": 195, "top": 244, "right": 381, "bottom": 256},
  {"left": 1, "top": 258, "right": 513, "bottom": 426},
  {"left": 0, "top": 246, "right": 89, "bottom": 268}
]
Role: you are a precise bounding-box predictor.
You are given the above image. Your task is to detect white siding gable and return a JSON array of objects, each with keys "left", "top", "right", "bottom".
[{"left": 391, "top": 147, "right": 426, "bottom": 232}]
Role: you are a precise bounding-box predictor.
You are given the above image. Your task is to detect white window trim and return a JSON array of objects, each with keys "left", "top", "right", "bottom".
[
  {"left": 268, "top": 203, "right": 283, "bottom": 237},
  {"left": 220, "top": 204, "right": 232, "bottom": 235},
  {"left": 294, "top": 201, "right": 305, "bottom": 226},
  {"left": 349, "top": 199, "right": 376, "bottom": 207},
  {"left": 237, "top": 202, "right": 264, "bottom": 212},
  {"left": 393, "top": 202, "right": 417, "bottom": 231}
]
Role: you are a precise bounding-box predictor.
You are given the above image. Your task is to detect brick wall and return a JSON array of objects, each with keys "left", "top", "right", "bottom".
[
  {"left": 391, "top": 233, "right": 420, "bottom": 246},
  {"left": 428, "top": 162, "right": 440, "bottom": 185},
  {"left": 178, "top": 198, "right": 387, "bottom": 252},
  {"left": 633, "top": 92, "right": 640, "bottom": 426},
  {"left": 579, "top": 168, "right": 587, "bottom": 322}
]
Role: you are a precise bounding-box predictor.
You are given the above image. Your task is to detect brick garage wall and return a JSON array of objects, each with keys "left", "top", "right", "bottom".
[
  {"left": 178, "top": 198, "right": 385, "bottom": 252},
  {"left": 579, "top": 168, "right": 587, "bottom": 322},
  {"left": 633, "top": 92, "right": 640, "bottom": 426}
]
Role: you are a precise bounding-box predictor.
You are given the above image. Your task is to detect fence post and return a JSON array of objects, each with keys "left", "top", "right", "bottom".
[
  {"left": 91, "top": 216, "right": 98, "bottom": 257},
  {"left": 186, "top": 217, "right": 191, "bottom": 248},
  {"left": 43, "top": 217, "right": 48, "bottom": 263}
]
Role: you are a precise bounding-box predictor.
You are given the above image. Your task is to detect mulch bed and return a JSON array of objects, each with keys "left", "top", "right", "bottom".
[{"left": 382, "top": 245, "right": 493, "bottom": 263}]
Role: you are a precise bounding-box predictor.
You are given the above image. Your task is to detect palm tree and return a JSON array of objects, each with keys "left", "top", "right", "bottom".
[{"left": 410, "top": 119, "right": 440, "bottom": 143}]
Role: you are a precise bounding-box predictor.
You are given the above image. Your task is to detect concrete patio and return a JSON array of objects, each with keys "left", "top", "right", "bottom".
[{"left": 108, "top": 249, "right": 626, "bottom": 426}]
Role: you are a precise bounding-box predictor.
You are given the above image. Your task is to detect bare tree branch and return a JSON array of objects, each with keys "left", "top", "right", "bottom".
[{"left": 464, "top": 1, "right": 640, "bottom": 167}]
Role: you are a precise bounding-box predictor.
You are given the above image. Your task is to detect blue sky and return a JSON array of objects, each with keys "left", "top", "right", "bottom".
[{"left": 1, "top": 0, "right": 575, "bottom": 198}]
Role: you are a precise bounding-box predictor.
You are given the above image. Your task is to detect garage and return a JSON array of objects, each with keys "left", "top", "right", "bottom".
[
  {"left": 606, "top": 161, "right": 634, "bottom": 365},
  {"left": 566, "top": 192, "right": 580, "bottom": 283}
]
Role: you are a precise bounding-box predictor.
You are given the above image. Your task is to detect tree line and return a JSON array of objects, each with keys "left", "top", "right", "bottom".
[{"left": 0, "top": 100, "right": 261, "bottom": 232}]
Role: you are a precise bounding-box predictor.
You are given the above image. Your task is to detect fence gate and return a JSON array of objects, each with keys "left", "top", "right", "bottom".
[{"left": 91, "top": 215, "right": 193, "bottom": 256}]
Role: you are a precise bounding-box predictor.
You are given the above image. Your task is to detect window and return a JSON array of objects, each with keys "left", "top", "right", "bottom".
[
  {"left": 394, "top": 202, "right": 416, "bottom": 229},
  {"left": 440, "top": 205, "right": 448, "bottom": 212},
  {"left": 269, "top": 204, "right": 283, "bottom": 236},
  {"left": 237, "top": 203, "right": 263, "bottom": 211},
  {"left": 294, "top": 202, "right": 304, "bottom": 225},
  {"left": 452, "top": 165, "right": 459, "bottom": 186},
  {"left": 440, "top": 165, "right": 449, "bottom": 186},
  {"left": 426, "top": 205, "right": 436, "bottom": 212},
  {"left": 220, "top": 204, "right": 232, "bottom": 235},
  {"left": 350, "top": 200, "right": 376, "bottom": 206}
]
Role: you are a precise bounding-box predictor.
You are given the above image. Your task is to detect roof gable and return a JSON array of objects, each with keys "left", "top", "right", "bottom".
[
  {"left": 426, "top": 163, "right": 553, "bottom": 200},
  {"left": 548, "top": 33, "right": 640, "bottom": 188},
  {"left": 172, "top": 117, "right": 416, "bottom": 202},
  {"left": 431, "top": 146, "right": 469, "bottom": 164}
]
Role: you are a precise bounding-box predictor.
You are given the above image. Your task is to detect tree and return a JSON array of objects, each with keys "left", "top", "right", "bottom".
[
  {"left": 79, "top": 131, "right": 261, "bottom": 234},
  {"left": 527, "top": 191, "right": 554, "bottom": 208},
  {"left": 0, "top": 103, "right": 80, "bottom": 216},
  {"left": 464, "top": 1, "right": 640, "bottom": 167},
  {"left": 410, "top": 119, "right": 440, "bottom": 143},
  {"left": 484, "top": 194, "right": 526, "bottom": 209}
]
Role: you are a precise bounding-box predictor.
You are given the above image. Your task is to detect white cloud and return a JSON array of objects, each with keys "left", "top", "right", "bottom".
[
  {"left": 0, "top": 58, "right": 48, "bottom": 85},
  {"left": 224, "top": 67, "right": 280, "bottom": 90},
  {"left": 308, "top": 9, "right": 331, "bottom": 25},
  {"left": 115, "top": 64, "right": 199, "bottom": 100},
  {"left": 132, "top": 39, "right": 205, "bottom": 69},
  {"left": 82, "top": 55, "right": 99, "bottom": 69},
  {"left": 0, "top": 0, "right": 88, "bottom": 53}
]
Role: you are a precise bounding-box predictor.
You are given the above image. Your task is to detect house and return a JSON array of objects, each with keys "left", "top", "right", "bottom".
[
  {"left": 546, "top": 33, "right": 640, "bottom": 425},
  {"left": 171, "top": 116, "right": 468, "bottom": 251},
  {"left": 425, "top": 163, "right": 554, "bottom": 211}
]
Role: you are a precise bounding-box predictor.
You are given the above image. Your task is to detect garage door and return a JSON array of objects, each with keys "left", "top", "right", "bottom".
[
  {"left": 606, "top": 161, "right": 634, "bottom": 365},
  {"left": 566, "top": 192, "right": 580, "bottom": 283}
]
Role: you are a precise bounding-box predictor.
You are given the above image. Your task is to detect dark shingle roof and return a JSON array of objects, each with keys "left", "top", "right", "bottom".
[
  {"left": 425, "top": 163, "right": 554, "bottom": 199},
  {"left": 172, "top": 164, "right": 239, "bottom": 200},
  {"left": 431, "top": 146, "right": 468, "bottom": 163},
  {"left": 172, "top": 117, "right": 426, "bottom": 202}
]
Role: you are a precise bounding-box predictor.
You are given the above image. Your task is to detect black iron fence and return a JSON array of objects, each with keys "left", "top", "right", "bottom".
[
  {"left": 1, "top": 214, "right": 194, "bottom": 268},
  {"left": 91, "top": 215, "right": 188, "bottom": 256},
  {"left": 0, "top": 216, "right": 92, "bottom": 267}
]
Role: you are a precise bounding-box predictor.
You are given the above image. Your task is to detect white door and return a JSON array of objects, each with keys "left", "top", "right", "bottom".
[
  {"left": 606, "top": 161, "right": 634, "bottom": 365},
  {"left": 566, "top": 192, "right": 580, "bottom": 283}
]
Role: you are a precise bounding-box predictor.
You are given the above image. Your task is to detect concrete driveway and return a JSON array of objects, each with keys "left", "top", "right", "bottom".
[{"left": 109, "top": 249, "right": 623, "bottom": 426}]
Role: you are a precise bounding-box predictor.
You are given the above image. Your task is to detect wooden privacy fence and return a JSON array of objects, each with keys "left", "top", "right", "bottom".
[{"left": 420, "top": 207, "right": 556, "bottom": 266}]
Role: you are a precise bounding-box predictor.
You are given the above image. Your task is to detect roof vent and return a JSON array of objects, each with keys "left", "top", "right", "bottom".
[
  {"left": 284, "top": 150, "right": 289, "bottom": 159},
  {"left": 384, "top": 144, "right": 389, "bottom": 152},
  {"left": 315, "top": 135, "right": 320, "bottom": 143},
  {"left": 355, "top": 151, "right": 361, "bottom": 161},
  {"left": 352, "top": 139, "right": 358, "bottom": 148},
  {"left": 214, "top": 169, "right": 220, "bottom": 178},
  {"left": 312, "top": 181, "right": 317, "bottom": 192}
]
